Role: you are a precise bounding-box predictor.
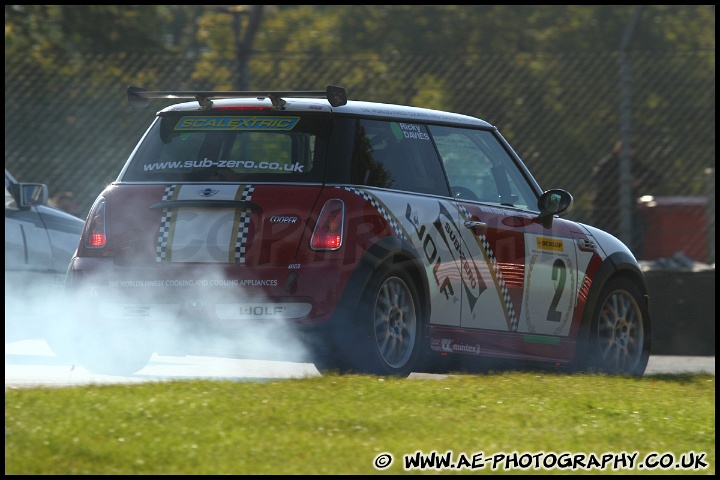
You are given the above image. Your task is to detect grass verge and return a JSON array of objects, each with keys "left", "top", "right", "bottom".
[{"left": 5, "top": 372, "right": 715, "bottom": 474}]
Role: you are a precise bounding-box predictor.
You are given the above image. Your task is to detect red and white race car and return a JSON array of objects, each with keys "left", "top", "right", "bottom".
[{"left": 65, "top": 85, "right": 651, "bottom": 376}]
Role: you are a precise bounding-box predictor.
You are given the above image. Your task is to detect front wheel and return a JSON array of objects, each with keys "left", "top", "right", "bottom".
[
  {"left": 583, "top": 277, "right": 651, "bottom": 376},
  {"left": 335, "top": 263, "right": 424, "bottom": 377}
]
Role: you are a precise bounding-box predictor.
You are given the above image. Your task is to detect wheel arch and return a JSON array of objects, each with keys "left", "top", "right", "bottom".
[
  {"left": 316, "top": 234, "right": 431, "bottom": 376},
  {"left": 332, "top": 235, "right": 430, "bottom": 325},
  {"left": 356, "top": 236, "right": 430, "bottom": 306},
  {"left": 575, "top": 251, "right": 651, "bottom": 353}
]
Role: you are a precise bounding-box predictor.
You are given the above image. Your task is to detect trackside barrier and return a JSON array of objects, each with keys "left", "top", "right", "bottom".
[{"left": 643, "top": 266, "right": 715, "bottom": 356}]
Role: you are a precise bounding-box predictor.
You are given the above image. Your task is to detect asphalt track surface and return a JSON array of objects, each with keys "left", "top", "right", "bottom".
[{"left": 4, "top": 339, "right": 715, "bottom": 389}]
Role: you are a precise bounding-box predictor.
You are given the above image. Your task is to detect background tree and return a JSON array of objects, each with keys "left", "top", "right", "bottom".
[{"left": 4, "top": 5, "right": 715, "bottom": 261}]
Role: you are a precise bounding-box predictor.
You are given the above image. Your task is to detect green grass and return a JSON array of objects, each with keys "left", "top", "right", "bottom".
[{"left": 5, "top": 372, "right": 715, "bottom": 475}]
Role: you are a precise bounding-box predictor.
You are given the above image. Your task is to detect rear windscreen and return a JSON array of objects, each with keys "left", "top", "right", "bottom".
[{"left": 120, "top": 112, "right": 332, "bottom": 183}]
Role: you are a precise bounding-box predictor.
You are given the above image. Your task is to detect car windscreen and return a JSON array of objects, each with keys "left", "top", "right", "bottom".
[{"left": 120, "top": 112, "right": 331, "bottom": 183}]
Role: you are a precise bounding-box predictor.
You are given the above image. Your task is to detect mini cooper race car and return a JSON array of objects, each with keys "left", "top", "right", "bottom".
[{"left": 64, "top": 85, "right": 651, "bottom": 376}]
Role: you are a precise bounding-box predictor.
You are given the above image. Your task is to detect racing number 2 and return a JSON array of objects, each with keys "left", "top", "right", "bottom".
[{"left": 547, "top": 258, "right": 566, "bottom": 322}]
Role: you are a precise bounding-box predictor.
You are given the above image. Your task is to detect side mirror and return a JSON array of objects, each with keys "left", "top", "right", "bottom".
[
  {"left": 537, "top": 189, "right": 573, "bottom": 228},
  {"left": 18, "top": 183, "right": 49, "bottom": 208}
]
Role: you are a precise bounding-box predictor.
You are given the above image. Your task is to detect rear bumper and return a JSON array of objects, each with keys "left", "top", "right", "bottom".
[
  {"left": 65, "top": 256, "right": 350, "bottom": 326},
  {"left": 64, "top": 256, "right": 355, "bottom": 360}
]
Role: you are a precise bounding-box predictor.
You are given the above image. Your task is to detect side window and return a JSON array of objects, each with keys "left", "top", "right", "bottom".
[
  {"left": 350, "top": 119, "right": 449, "bottom": 196},
  {"left": 428, "top": 125, "right": 537, "bottom": 209}
]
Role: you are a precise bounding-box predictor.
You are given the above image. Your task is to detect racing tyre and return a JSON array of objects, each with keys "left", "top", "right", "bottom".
[
  {"left": 584, "top": 277, "right": 651, "bottom": 376},
  {"left": 338, "top": 263, "right": 424, "bottom": 377}
]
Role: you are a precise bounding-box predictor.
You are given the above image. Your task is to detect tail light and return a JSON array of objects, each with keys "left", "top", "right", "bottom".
[
  {"left": 310, "top": 199, "right": 344, "bottom": 251},
  {"left": 84, "top": 197, "right": 107, "bottom": 248}
]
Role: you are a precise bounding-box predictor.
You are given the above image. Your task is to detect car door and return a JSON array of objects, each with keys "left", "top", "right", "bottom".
[
  {"left": 343, "top": 118, "right": 466, "bottom": 328},
  {"left": 429, "top": 125, "right": 582, "bottom": 357}
]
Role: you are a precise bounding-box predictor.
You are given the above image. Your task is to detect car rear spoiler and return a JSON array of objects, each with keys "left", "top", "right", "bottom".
[{"left": 127, "top": 84, "right": 347, "bottom": 110}]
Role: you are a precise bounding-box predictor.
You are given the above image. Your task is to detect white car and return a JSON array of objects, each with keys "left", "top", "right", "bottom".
[{"left": 5, "top": 168, "right": 85, "bottom": 353}]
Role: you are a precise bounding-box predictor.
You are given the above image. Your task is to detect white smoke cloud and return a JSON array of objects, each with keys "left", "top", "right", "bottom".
[{"left": 5, "top": 266, "right": 320, "bottom": 380}]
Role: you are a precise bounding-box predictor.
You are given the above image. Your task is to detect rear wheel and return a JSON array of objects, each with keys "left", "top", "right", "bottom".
[
  {"left": 334, "top": 263, "right": 423, "bottom": 377},
  {"left": 584, "top": 277, "right": 651, "bottom": 375}
]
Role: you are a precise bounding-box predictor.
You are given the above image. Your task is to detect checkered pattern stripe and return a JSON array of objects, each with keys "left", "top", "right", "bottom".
[
  {"left": 340, "top": 187, "right": 407, "bottom": 241},
  {"left": 458, "top": 204, "right": 519, "bottom": 332},
  {"left": 155, "top": 185, "right": 177, "bottom": 263},
  {"left": 234, "top": 185, "right": 255, "bottom": 264}
]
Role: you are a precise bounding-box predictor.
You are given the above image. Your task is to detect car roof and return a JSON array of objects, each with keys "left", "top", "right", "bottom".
[
  {"left": 127, "top": 84, "right": 493, "bottom": 129},
  {"left": 156, "top": 97, "right": 492, "bottom": 128}
]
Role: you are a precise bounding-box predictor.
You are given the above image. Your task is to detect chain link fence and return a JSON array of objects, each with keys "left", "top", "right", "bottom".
[{"left": 5, "top": 51, "right": 715, "bottom": 263}]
